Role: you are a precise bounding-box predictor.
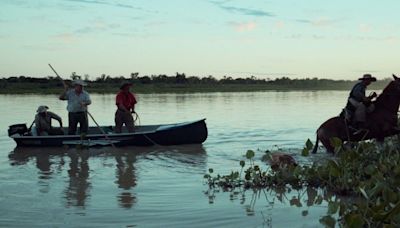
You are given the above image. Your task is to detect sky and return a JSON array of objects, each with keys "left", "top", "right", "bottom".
[{"left": 1, "top": 0, "right": 400, "bottom": 80}]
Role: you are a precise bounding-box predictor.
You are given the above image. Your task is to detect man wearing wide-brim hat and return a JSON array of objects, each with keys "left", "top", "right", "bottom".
[
  {"left": 34, "top": 105, "right": 64, "bottom": 136},
  {"left": 59, "top": 79, "right": 91, "bottom": 135},
  {"left": 346, "top": 73, "right": 378, "bottom": 130},
  {"left": 114, "top": 81, "right": 137, "bottom": 133}
]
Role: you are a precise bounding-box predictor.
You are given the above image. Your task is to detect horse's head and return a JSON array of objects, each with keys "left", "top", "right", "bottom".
[
  {"left": 392, "top": 74, "right": 400, "bottom": 87},
  {"left": 375, "top": 74, "right": 400, "bottom": 110},
  {"left": 379, "top": 74, "right": 400, "bottom": 96}
]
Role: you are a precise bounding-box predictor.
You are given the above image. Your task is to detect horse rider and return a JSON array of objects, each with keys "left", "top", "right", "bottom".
[{"left": 346, "top": 74, "right": 377, "bottom": 130}]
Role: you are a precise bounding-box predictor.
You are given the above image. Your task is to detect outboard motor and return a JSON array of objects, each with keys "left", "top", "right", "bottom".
[{"left": 8, "top": 124, "right": 28, "bottom": 137}]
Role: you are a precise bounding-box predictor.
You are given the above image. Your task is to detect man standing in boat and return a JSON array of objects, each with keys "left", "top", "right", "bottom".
[
  {"left": 59, "top": 79, "right": 92, "bottom": 135},
  {"left": 115, "top": 81, "right": 137, "bottom": 133},
  {"left": 346, "top": 73, "right": 377, "bottom": 130}
]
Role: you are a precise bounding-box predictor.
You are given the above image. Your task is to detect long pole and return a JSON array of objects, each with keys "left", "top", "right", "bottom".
[
  {"left": 48, "top": 64, "right": 116, "bottom": 148},
  {"left": 87, "top": 111, "right": 116, "bottom": 148},
  {"left": 48, "top": 63, "right": 67, "bottom": 88}
]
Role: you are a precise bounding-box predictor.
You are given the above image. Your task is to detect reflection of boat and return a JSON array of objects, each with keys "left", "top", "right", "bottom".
[
  {"left": 9, "top": 144, "right": 207, "bottom": 164},
  {"left": 8, "top": 144, "right": 207, "bottom": 209},
  {"left": 8, "top": 119, "right": 208, "bottom": 147}
]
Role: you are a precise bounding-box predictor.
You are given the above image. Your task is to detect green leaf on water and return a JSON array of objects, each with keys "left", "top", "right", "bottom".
[
  {"left": 359, "top": 187, "right": 369, "bottom": 200},
  {"left": 327, "top": 201, "right": 339, "bottom": 215},
  {"left": 208, "top": 168, "right": 213, "bottom": 174},
  {"left": 246, "top": 150, "right": 255, "bottom": 159},
  {"left": 306, "top": 139, "right": 313, "bottom": 150},
  {"left": 328, "top": 160, "right": 340, "bottom": 177},
  {"left": 344, "top": 213, "right": 364, "bottom": 228},
  {"left": 319, "top": 215, "right": 336, "bottom": 228},
  {"left": 302, "top": 147, "right": 309, "bottom": 157},
  {"left": 330, "top": 137, "right": 342, "bottom": 148},
  {"left": 364, "top": 164, "right": 376, "bottom": 175},
  {"left": 239, "top": 160, "right": 245, "bottom": 167}
]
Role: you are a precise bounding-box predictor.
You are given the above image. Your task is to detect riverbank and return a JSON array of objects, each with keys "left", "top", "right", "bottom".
[{"left": 0, "top": 81, "right": 390, "bottom": 94}]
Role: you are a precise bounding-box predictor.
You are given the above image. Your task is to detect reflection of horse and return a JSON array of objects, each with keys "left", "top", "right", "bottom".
[{"left": 313, "top": 75, "right": 400, "bottom": 153}]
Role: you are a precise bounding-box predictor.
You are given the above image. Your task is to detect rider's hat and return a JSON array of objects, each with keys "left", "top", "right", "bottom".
[{"left": 358, "top": 74, "right": 377, "bottom": 81}]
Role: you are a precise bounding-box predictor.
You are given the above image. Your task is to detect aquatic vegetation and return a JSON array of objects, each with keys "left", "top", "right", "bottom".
[{"left": 204, "top": 137, "right": 400, "bottom": 227}]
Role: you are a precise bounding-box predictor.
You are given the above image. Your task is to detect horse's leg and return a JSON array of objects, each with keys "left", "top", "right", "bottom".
[
  {"left": 376, "top": 137, "right": 385, "bottom": 151},
  {"left": 312, "top": 135, "right": 319, "bottom": 154},
  {"left": 320, "top": 137, "right": 334, "bottom": 153},
  {"left": 315, "top": 128, "right": 335, "bottom": 154}
]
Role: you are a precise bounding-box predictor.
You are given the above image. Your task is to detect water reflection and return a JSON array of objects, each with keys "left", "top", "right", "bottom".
[
  {"left": 65, "top": 150, "right": 91, "bottom": 208},
  {"left": 115, "top": 151, "right": 137, "bottom": 209},
  {"left": 8, "top": 147, "right": 66, "bottom": 180},
  {"left": 8, "top": 144, "right": 207, "bottom": 210},
  {"left": 205, "top": 182, "right": 330, "bottom": 227}
]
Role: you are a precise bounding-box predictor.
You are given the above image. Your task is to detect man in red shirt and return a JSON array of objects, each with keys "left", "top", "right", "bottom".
[{"left": 115, "top": 81, "right": 137, "bottom": 133}]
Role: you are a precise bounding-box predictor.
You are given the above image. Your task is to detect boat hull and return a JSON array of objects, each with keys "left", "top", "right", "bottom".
[{"left": 10, "top": 119, "right": 208, "bottom": 147}]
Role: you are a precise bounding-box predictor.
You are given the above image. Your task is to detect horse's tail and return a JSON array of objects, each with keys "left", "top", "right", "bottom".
[{"left": 312, "top": 134, "right": 319, "bottom": 154}]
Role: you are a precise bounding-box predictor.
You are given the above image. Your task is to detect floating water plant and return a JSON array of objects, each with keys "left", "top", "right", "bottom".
[{"left": 204, "top": 137, "right": 400, "bottom": 227}]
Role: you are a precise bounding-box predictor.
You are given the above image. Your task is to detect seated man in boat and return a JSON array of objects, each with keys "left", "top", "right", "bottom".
[
  {"left": 34, "top": 105, "right": 64, "bottom": 136},
  {"left": 344, "top": 74, "right": 377, "bottom": 130},
  {"left": 115, "top": 81, "right": 137, "bottom": 133}
]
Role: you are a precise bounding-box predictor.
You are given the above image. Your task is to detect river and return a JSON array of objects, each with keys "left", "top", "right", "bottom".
[{"left": 0, "top": 91, "right": 349, "bottom": 227}]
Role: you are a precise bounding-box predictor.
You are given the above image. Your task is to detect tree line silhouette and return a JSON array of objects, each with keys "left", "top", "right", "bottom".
[{"left": 0, "top": 72, "right": 390, "bottom": 93}]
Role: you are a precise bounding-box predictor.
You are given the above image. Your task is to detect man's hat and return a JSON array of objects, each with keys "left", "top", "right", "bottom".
[
  {"left": 37, "top": 105, "right": 49, "bottom": 113},
  {"left": 72, "top": 79, "right": 87, "bottom": 86},
  {"left": 359, "top": 74, "right": 377, "bottom": 81},
  {"left": 120, "top": 81, "right": 133, "bottom": 89}
]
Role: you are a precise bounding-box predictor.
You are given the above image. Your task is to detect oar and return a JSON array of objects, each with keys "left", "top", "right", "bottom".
[{"left": 87, "top": 111, "right": 116, "bottom": 148}]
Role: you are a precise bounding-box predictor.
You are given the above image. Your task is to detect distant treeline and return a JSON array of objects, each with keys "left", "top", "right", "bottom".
[{"left": 0, "top": 72, "right": 391, "bottom": 94}]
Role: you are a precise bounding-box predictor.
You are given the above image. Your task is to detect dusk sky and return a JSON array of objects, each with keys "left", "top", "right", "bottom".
[{"left": 1, "top": 0, "right": 399, "bottom": 80}]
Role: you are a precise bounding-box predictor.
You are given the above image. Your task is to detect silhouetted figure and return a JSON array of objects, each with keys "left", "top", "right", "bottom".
[
  {"left": 115, "top": 81, "right": 137, "bottom": 133},
  {"left": 345, "top": 74, "right": 377, "bottom": 130}
]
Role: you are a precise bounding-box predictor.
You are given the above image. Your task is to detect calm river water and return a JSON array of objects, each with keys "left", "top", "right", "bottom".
[{"left": 0, "top": 91, "right": 349, "bottom": 227}]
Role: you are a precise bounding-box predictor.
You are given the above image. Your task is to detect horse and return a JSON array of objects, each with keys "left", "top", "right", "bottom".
[{"left": 312, "top": 74, "right": 400, "bottom": 153}]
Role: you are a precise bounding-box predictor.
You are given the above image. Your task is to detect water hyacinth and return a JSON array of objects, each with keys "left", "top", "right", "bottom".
[{"left": 204, "top": 136, "right": 400, "bottom": 227}]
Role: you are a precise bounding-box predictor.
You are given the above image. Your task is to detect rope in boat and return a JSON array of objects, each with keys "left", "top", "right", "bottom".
[
  {"left": 132, "top": 112, "right": 158, "bottom": 146},
  {"left": 133, "top": 112, "right": 141, "bottom": 126}
]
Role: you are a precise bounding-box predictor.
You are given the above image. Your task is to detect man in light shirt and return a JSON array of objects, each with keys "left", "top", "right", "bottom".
[
  {"left": 59, "top": 79, "right": 91, "bottom": 135},
  {"left": 34, "top": 105, "right": 64, "bottom": 135}
]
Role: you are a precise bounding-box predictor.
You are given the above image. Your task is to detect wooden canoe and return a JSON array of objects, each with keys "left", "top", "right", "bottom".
[{"left": 8, "top": 119, "right": 208, "bottom": 147}]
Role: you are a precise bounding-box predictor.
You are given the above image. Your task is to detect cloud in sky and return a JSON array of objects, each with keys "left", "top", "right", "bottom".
[
  {"left": 359, "top": 23, "right": 372, "bottom": 33},
  {"left": 228, "top": 21, "right": 257, "bottom": 32},
  {"left": 295, "top": 17, "right": 336, "bottom": 27},
  {"left": 275, "top": 21, "right": 285, "bottom": 29},
  {"left": 53, "top": 33, "right": 78, "bottom": 43},
  {"left": 64, "top": 0, "right": 140, "bottom": 10},
  {"left": 74, "top": 21, "right": 120, "bottom": 34},
  {"left": 210, "top": 0, "right": 274, "bottom": 17}
]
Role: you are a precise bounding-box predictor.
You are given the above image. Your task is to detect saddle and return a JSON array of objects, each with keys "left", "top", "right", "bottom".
[
  {"left": 339, "top": 102, "right": 367, "bottom": 134},
  {"left": 340, "top": 100, "right": 356, "bottom": 123}
]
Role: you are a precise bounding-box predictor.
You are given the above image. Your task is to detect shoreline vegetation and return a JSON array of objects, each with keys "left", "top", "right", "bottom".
[{"left": 0, "top": 73, "right": 391, "bottom": 94}]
